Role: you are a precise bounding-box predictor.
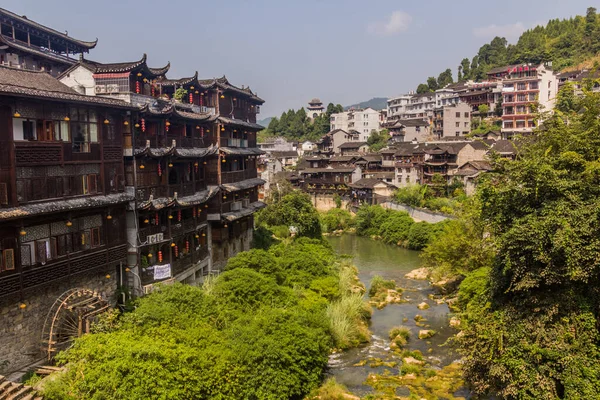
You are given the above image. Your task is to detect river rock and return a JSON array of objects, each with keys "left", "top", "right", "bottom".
[
  {"left": 403, "top": 356, "right": 424, "bottom": 366},
  {"left": 418, "top": 330, "right": 436, "bottom": 339},
  {"left": 405, "top": 267, "right": 430, "bottom": 280},
  {"left": 449, "top": 317, "right": 461, "bottom": 328},
  {"left": 417, "top": 302, "right": 430, "bottom": 310},
  {"left": 432, "top": 275, "right": 465, "bottom": 295}
]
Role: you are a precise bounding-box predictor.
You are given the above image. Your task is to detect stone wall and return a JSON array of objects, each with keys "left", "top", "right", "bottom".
[
  {"left": 310, "top": 193, "right": 351, "bottom": 212},
  {"left": 381, "top": 201, "right": 454, "bottom": 223},
  {"left": 0, "top": 264, "right": 117, "bottom": 375},
  {"left": 211, "top": 226, "right": 253, "bottom": 272}
]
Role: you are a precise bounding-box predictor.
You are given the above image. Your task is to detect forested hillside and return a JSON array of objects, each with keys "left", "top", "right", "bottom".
[
  {"left": 258, "top": 103, "right": 344, "bottom": 143},
  {"left": 417, "top": 7, "right": 600, "bottom": 92}
]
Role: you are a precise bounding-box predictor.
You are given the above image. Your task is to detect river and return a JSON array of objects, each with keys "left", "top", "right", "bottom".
[{"left": 326, "top": 234, "right": 466, "bottom": 398}]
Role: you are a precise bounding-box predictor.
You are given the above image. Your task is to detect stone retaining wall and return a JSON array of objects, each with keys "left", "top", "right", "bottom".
[{"left": 381, "top": 201, "right": 454, "bottom": 223}]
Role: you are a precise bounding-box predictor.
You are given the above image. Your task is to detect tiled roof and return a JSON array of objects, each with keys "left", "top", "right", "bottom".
[
  {"left": 338, "top": 141, "right": 368, "bottom": 149},
  {"left": 157, "top": 71, "right": 199, "bottom": 87},
  {"left": 0, "top": 7, "right": 98, "bottom": 49},
  {"left": 222, "top": 201, "right": 267, "bottom": 222},
  {"left": 221, "top": 178, "right": 266, "bottom": 192},
  {"left": 490, "top": 139, "right": 517, "bottom": 154},
  {"left": 300, "top": 167, "right": 356, "bottom": 174},
  {"left": 220, "top": 147, "right": 265, "bottom": 156},
  {"left": 330, "top": 156, "right": 357, "bottom": 163},
  {"left": 81, "top": 54, "right": 170, "bottom": 77},
  {"left": 0, "top": 66, "right": 133, "bottom": 108},
  {"left": 199, "top": 76, "right": 265, "bottom": 104},
  {"left": 349, "top": 178, "right": 392, "bottom": 189},
  {"left": 218, "top": 116, "right": 264, "bottom": 131},
  {"left": 0, "top": 192, "right": 133, "bottom": 221},
  {"left": 271, "top": 151, "right": 298, "bottom": 158}
]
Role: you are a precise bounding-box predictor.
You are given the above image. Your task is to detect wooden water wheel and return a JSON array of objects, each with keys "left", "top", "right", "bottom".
[{"left": 41, "top": 288, "right": 109, "bottom": 360}]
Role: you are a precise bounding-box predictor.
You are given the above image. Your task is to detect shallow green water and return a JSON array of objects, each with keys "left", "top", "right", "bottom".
[{"left": 326, "top": 234, "right": 463, "bottom": 397}]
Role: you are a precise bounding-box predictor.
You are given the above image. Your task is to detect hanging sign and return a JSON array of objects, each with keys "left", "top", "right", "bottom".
[{"left": 153, "top": 263, "right": 172, "bottom": 280}]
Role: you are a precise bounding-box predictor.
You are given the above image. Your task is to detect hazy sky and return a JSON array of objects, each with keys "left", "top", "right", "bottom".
[{"left": 3, "top": 0, "right": 594, "bottom": 118}]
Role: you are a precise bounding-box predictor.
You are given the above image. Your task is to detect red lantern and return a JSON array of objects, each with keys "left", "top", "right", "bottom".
[
  {"left": 158, "top": 163, "right": 162, "bottom": 177},
  {"left": 178, "top": 210, "right": 182, "bottom": 221},
  {"left": 200, "top": 127, "right": 204, "bottom": 138},
  {"left": 155, "top": 212, "right": 159, "bottom": 225},
  {"left": 151, "top": 85, "right": 155, "bottom": 97},
  {"left": 189, "top": 92, "right": 193, "bottom": 104},
  {"left": 165, "top": 120, "right": 170, "bottom": 133},
  {"left": 200, "top": 94, "right": 204, "bottom": 107},
  {"left": 185, "top": 241, "right": 190, "bottom": 253},
  {"left": 193, "top": 207, "right": 197, "bottom": 218},
  {"left": 174, "top": 245, "right": 179, "bottom": 257},
  {"left": 136, "top": 81, "right": 141, "bottom": 94},
  {"left": 158, "top": 251, "right": 163, "bottom": 263},
  {"left": 141, "top": 118, "right": 146, "bottom": 133}
]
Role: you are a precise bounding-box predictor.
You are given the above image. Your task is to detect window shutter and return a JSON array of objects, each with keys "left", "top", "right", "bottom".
[
  {"left": 0, "top": 183, "right": 7, "bottom": 205},
  {"left": 88, "top": 174, "right": 97, "bottom": 194},
  {"left": 3, "top": 249, "right": 14, "bottom": 271},
  {"left": 50, "top": 237, "right": 57, "bottom": 260},
  {"left": 36, "top": 241, "right": 47, "bottom": 264}
]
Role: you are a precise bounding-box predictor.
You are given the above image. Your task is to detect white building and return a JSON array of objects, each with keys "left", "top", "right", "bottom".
[
  {"left": 387, "top": 94, "right": 412, "bottom": 121},
  {"left": 404, "top": 93, "right": 436, "bottom": 120},
  {"left": 330, "top": 107, "right": 381, "bottom": 141}
]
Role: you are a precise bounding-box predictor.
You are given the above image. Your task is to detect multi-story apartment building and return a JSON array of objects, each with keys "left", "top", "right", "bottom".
[
  {"left": 0, "top": 8, "right": 95, "bottom": 76},
  {"left": 0, "top": 66, "right": 134, "bottom": 374},
  {"left": 387, "top": 94, "right": 412, "bottom": 121},
  {"left": 404, "top": 92, "right": 435, "bottom": 121},
  {"left": 501, "top": 63, "right": 558, "bottom": 137},
  {"left": 433, "top": 103, "right": 471, "bottom": 139},
  {"left": 458, "top": 81, "right": 502, "bottom": 117},
  {"left": 330, "top": 107, "right": 381, "bottom": 141},
  {"left": 435, "top": 86, "right": 463, "bottom": 108}
]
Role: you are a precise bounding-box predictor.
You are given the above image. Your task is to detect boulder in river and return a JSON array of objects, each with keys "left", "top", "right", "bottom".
[
  {"left": 449, "top": 317, "right": 461, "bottom": 328},
  {"left": 418, "top": 330, "right": 436, "bottom": 339},
  {"left": 405, "top": 267, "right": 430, "bottom": 280},
  {"left": 417, "top": 302, "right": 430, "bottom": 310},
  {"left": 403, "top": 356, "right": 424, "bottom": 366},
  {"left": 432, "top": 275, "right": 465, "bottom": 295}
]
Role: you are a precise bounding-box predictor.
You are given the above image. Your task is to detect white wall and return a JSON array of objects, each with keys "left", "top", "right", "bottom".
[{"left": 59, "top": 65, "right": 96, "bottom": 96}]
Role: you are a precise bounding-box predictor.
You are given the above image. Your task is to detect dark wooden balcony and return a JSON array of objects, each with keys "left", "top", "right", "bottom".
[
  {"left": 0, "top": 244, "right": 127, "bottom": 299},
  {"left": 221, "top": 170, "right": 257, "bottom": 184}
]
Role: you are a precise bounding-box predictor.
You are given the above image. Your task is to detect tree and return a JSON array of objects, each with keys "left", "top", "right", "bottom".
[
  {"left": 367, "top": 129, "right": 390, "bottom": 152},
  {"left": 257, "top": 192, "right": 322, "bottom": 238},
  {"left": 426, "top": 76, "right": 439, "bottom": 91},
  {"left": 416, "top": 83, "right": 430, "bottom": 94},
  {"left": 478, "top": 104, "right": 489, "bottom": 116},
  {"left": 437, "top": 68, "right": 454, "bottom": 88},
  {"left": 460, "top": 58, "right": 471, "bottom": 80}
]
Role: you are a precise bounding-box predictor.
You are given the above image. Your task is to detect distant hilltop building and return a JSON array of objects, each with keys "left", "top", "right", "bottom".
[{"left": 307, "top": 98, "right": 324, "bottom": 120}]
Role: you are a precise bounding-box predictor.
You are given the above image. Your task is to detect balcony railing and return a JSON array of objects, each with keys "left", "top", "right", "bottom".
[
  {"left": 135, "top": 135, "right": 206, "bottom": 148},
  {"left": 221, "top": 170, "right": 257, "bottom": 184}
]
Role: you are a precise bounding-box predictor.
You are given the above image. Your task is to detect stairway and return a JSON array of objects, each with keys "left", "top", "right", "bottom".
[{"left": 0, "top": 375, "right": 42, "bottom": 400}]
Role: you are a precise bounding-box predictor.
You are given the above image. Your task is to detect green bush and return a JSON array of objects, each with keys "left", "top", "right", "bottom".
[
  {"left": 369, "top": 275, "right": 396, "bottom": 297},
  {"left": 378, "top": 211, "right": 414, "bottom": 244},
  {"left": 258, "top": 192, "right": 322, "bottom": 238},
  {"left": 321, "top": 209, "right": 354, "bottom": 233},
  {"left": 394, "top": 184, "right": 428, "bottom": 207}
]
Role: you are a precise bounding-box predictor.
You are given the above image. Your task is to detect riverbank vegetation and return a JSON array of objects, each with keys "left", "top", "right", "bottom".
[
  {"left": 354, "top": 205, "right": 449, "bottom": 250},
  {"left": 420, "top": 84, "right": 600, "bottom": 397},
  {"left": 394, "top": 182, "right": 466, "bottom": 215}
]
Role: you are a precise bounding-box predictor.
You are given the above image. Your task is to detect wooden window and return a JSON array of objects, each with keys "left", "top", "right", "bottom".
[
  {"left": 91, "top": 228, "right": 101, "bottom": 247},
  {"left": 36, "top": 241, "right": 47, "bottom": 264},
  {"left": 23, "top": 120, "right": 35, "bottom": 140},
  {"left": 88, "top": 174, "right": 97, "bottom": 194},
  {"left": 50, "top": 237, "right": 58, "bottom": 260},
  {"left": 82, "top": 175, "right": 89, "bottom": 195},
  {"left": 0, "top": 183, "right": 8, "bottom": 205},
  {"left": 3, "top": 249, "right": 15, "bottom": 271}
]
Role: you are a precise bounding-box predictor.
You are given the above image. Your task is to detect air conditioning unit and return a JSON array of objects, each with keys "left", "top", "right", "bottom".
[
  {"left": 231, "top": 201, "right": 242, "bottom": 211},
  {"left": 242, "top": 199, "right": 250, "bottom": 208},
  {"left": 94, "top": 85, "right": 106, "bottom": 94},
  {"left": 107, "top": 84, "right": 119, "bottom": 93}
]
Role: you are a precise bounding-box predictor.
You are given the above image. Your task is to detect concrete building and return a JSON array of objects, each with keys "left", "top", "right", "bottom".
[
  {"left": 404, "top": 93, "right": 436, "bottom": 120},
  {"left": 384, "top": 118, "right": 431, "bottom": 143},
  {"left": 330, "top": 107, "right": 381, "bottom": 141},
  {"left": 338, "top": 141, "right": 369, "bottom": 156},
  {"left": 458, "top": 81, "right": 502, "bottom": 117},
  {"left": 500, "top": 63, "right": 558, "bottom": 137},
  {"left": 387, "top": 94, "right": 412, "bottom": 121},
  {"left": 318, "top": 129, "right": 360, "bottom": 154},
  {"left": 258, "top": 137, "right": 297, "bottom": 153},
  {"left": 299, "top": 140, "right": 316, "bottom": 156},
  {"left": 433, "top": 103, "right": 472, "bottom": 139},
  {"left": 307, "top": 98, "right": 325, "bottom": 120}
]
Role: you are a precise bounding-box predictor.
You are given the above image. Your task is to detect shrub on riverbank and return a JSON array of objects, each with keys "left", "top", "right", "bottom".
[
  {"left": 355, "top": 205, "right": 448, "bottom": 249},
  {"left": 257, "top": 191, "right": 322, "bottom": 238},
  {"left": 320, "top": 208, "right": 355, "bottom": 233}
]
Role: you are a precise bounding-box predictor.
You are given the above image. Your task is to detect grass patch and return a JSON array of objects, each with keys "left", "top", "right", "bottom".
[
  {"left": 368, "top": 276, "right": 403, "bottom": 309},
  {"left": 389, "top": 326, "right": 411, "bottom": 351},
  {"left": 327, "top": 293, "right": 371, "bottom": 349},
  {"left": 306, "top": 378, "right": 357, "bottom": 400}
]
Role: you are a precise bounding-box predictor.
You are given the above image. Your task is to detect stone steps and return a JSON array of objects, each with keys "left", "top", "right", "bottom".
[{"left": 0, "top": 376, "right": 40, "bottom": 400}]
